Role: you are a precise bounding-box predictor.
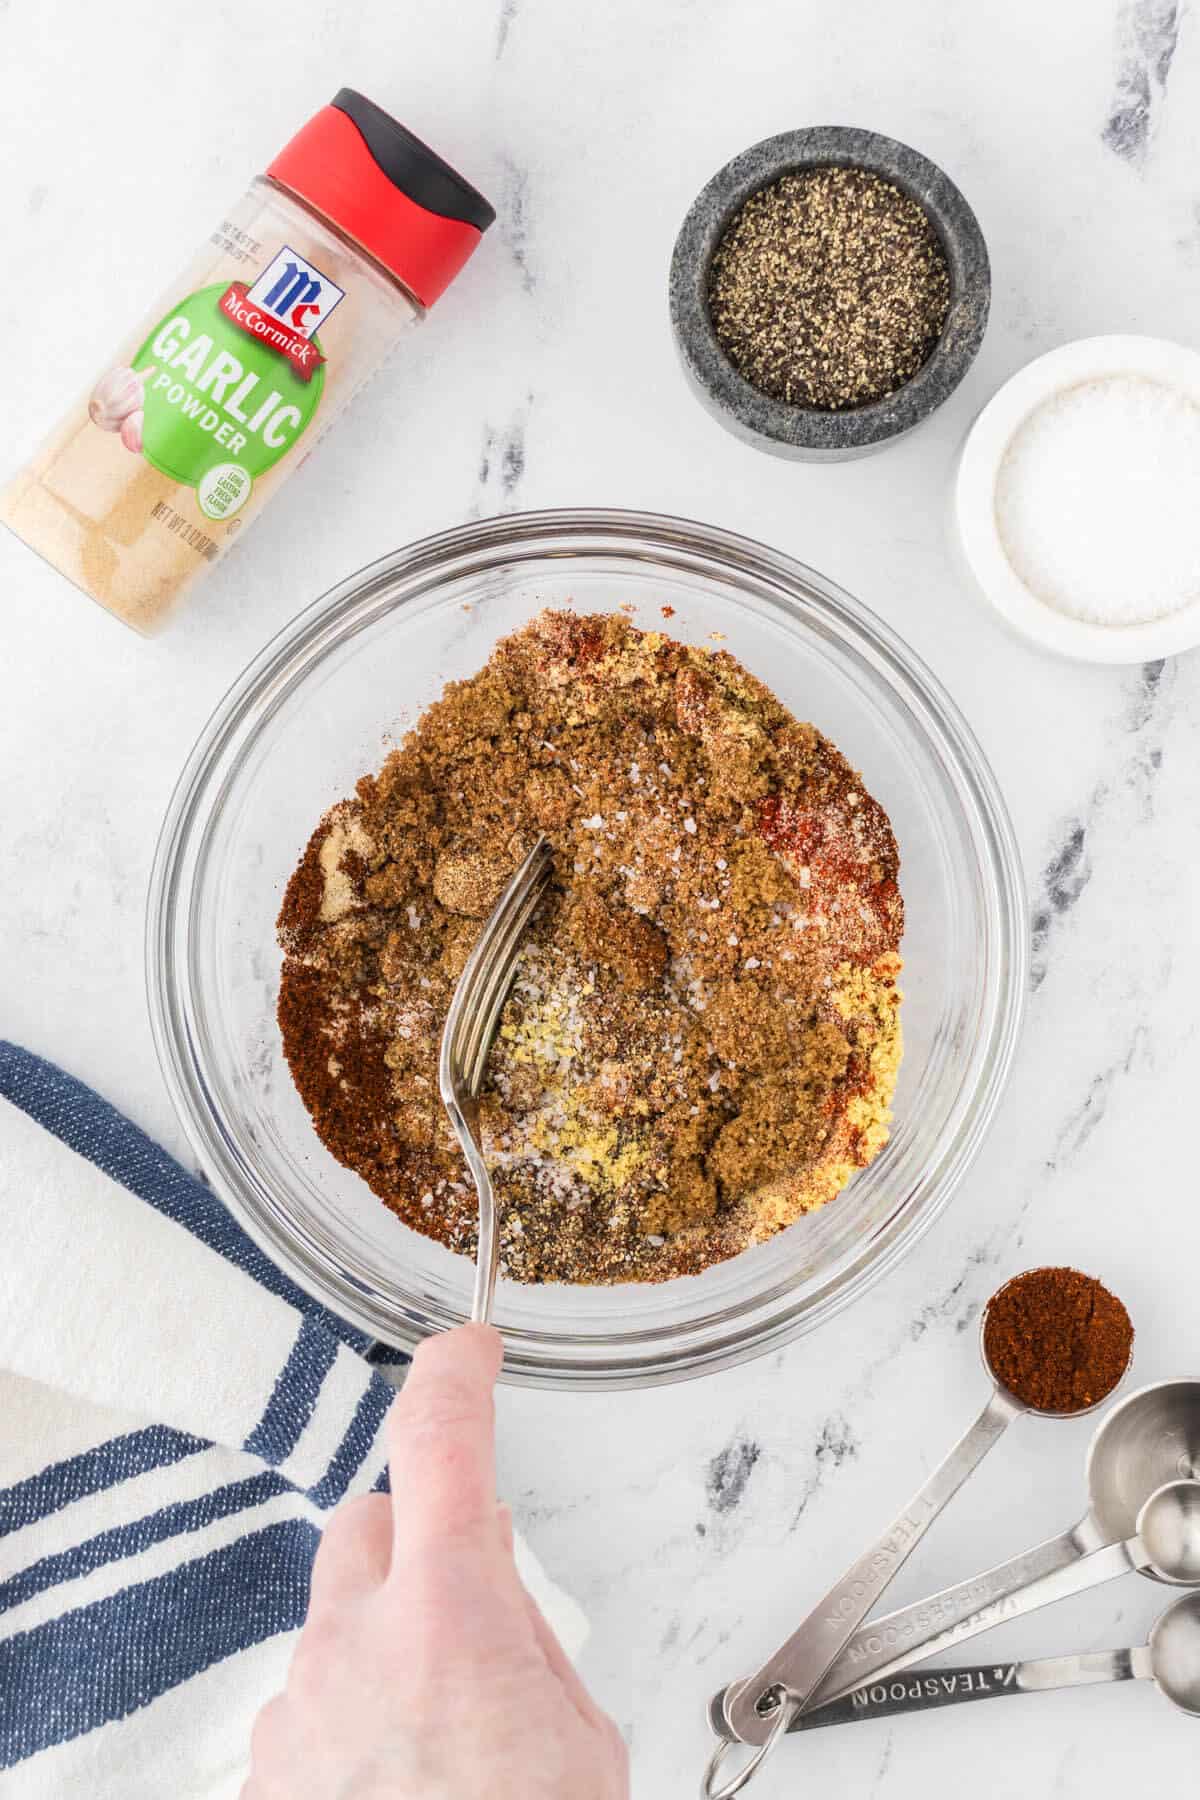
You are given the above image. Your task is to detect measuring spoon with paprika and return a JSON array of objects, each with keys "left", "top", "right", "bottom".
[{"left": 714, "top": 1268, "right": 1134, "bottom": 1758}]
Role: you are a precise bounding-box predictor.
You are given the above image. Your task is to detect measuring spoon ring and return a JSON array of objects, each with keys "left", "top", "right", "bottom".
[{"left": 788, "top": 1587, "right": 1200, "bottom": 1732}]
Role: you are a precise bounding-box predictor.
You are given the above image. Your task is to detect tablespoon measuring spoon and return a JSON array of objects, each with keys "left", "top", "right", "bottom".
[
  {"left": 781, "top": 1587, "right": 1200, "bottom": 1733},
  {"left": 717, "top": 1276, "right": 1134, "bottom": 1751},
  {"left": 710, "top": 1375, "right": 1197, "bottom": 1740}
]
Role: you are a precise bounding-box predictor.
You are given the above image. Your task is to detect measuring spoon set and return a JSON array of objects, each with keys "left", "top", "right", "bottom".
[{"left": 702, "top": 1303, "right": 1200, "bottom": 1798}]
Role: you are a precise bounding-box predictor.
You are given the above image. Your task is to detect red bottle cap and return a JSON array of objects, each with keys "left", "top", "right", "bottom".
[{"left": 267, "top": 89, "right": 495, "bottom": 308}]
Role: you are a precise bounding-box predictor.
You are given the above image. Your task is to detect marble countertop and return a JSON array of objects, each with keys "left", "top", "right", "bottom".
[{"left": 3, "top": 1, "right": 1199, "bottom": 1793}]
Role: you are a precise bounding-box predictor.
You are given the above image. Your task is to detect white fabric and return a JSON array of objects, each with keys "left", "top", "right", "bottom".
[{"left": 0, "top": 1094, "right": 587, "bottom": 1796}]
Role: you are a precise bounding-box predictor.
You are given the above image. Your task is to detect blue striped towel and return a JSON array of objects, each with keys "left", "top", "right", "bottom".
[{"left": 0, "top": 1044, "right": 584, "bottom": 1796}]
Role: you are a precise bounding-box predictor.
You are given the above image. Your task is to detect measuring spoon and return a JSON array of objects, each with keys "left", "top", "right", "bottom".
[
  {"left": 717, "top": 1278, "right": 1135, "bottom": 1749},
  {"left": 805, "top": 1378, "right": 1200, "bottom": 1709},
  {"left": 711, "top": 1376, "right": 1200, "bottom": 1740},
  {"left": 705, "top": 1482, "right": 1200, "bottom": 1795},
  {"left": 784, "top": 1588, "right": 1200, "bottom": 1732}
]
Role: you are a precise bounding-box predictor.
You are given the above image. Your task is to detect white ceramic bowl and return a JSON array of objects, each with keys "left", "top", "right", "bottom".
[{"left": 955, "top": 335, "right": 1200, "bottom": 663}]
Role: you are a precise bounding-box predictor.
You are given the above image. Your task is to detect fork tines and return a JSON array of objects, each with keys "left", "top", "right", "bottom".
[{"left": 440, "top": 836, "right": 554, "bottom": 1105}]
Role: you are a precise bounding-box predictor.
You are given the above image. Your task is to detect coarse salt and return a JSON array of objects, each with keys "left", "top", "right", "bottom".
[{"left": 995, "top": 375, "right": 1200, "bottom": 625}]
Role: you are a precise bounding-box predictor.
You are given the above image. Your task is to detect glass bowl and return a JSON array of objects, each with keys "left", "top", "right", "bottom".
[{"left": 147, "top": 509, "right": 1026, "bottom": 1388}]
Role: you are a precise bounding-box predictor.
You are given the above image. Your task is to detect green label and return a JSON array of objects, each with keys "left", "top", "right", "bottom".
[{"left": 132, "top": 284, "right": 325, "bottom": 511}]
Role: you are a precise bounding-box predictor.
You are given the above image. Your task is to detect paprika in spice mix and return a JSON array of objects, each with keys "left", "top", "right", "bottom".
[{"left": 983, "top": 1266, "right": 1133, "bottom": 1414}]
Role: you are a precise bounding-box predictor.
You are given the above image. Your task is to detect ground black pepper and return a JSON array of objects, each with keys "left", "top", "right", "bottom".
[
  {"left": 707, "top": 166, "right": 951, "bottom": 410},
  {"left": 983, "top": 1267, "right": 1133, "bottom": 1413}
]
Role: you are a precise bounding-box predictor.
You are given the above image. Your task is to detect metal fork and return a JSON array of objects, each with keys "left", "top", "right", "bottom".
[{"left": 438, "top": 835, "right": 554, "bottom": 1324}]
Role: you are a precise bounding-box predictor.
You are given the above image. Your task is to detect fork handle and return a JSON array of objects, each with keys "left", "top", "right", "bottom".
[
  {"left": 440, "top": 1088, "right": 501, "bottom": 1326},
  {"left": 471, "top": 1190, "right": 500, "bottom": 1323}
]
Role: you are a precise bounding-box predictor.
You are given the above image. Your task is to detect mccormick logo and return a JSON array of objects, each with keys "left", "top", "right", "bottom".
[
  {"left": 247, "top": 248, "right": 346, "bottom": 336},
  {"left": 218, "top": 247, "right": 345, "bottom": 383}
]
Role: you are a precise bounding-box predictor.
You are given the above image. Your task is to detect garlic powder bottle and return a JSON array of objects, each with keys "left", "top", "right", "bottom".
[{"left": 1, "top": 90, "right": 494, "bottom": 633}]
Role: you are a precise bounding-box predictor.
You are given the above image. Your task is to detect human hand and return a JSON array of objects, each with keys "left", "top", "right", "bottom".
[{"left": 243, "top": 1323, "right": 628, "bottom": 1800}]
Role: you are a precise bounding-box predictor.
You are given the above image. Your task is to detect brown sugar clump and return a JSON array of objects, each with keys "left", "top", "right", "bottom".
[{"left": 277, "top": 610, "right": 904, "bottom": 1285}]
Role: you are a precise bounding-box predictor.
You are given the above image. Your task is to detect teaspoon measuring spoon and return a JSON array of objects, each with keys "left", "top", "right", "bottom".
[
  {"left": 717, "top": 1276, "right": 1132, "bottom": 1750},
  {"left": 782, "top": 1587, "right": 1200, "bottom": 1733},
  {"left": 710, "top": 1375, "right": 1195, "bottom": 1741}
]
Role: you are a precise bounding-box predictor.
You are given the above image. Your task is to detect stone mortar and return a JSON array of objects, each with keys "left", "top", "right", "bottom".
[{"left": 669, "top": 126, "right": 991, "bottom": 462}]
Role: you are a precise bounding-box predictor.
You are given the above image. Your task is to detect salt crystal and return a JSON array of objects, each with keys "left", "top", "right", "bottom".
[
  {"left": 684, "top": 817, "right": 697, "bottom": 834},
  {"left": 995, "top": 375, "right": 1200, "bottom": 625},
  {"left": 745, "top": 956, "right": 760, "bottom": 968},
  {"left": 581, "top": 814, "right": 605, "bottom": 829}
]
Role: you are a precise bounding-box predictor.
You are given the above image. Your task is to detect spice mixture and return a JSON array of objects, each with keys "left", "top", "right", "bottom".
[
  {"left": 708, "top": 167, "right": 951, "bottom": 411},
  {"left": 277, "top": 610, "right": 903, "bottom": 1285},
  {"left": 983, "top": 1267, "right": 1133, "bottom": 1413}
]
